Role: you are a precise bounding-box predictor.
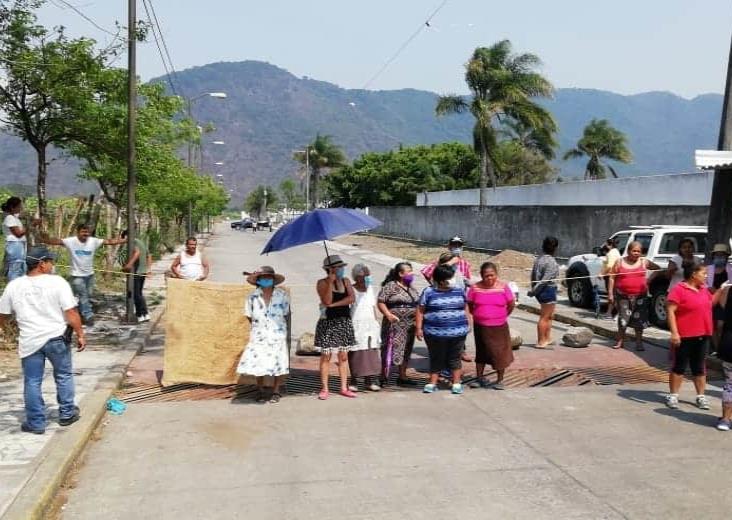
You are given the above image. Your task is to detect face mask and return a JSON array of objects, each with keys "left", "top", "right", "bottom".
[
  {"left": 450, "top": 247, "right": 463, "bottom": 256},
  {"left": 364, "top": 275, "right": 373, "bottom": 286},
  {"left": 336, "top": 267, "right": 346, "bottom": 279},
  {"left": 714, "top": 257, "right": 728, "bottom": 268},
  {"left": 401, "top": 274, "right": 414, "bottom": 285},
  {"left": 257, "top": 278, "right": 274, "bottom": 288}
]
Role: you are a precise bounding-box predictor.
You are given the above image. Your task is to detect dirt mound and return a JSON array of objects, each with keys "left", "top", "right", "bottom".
[{"left": 489, "top": 249, "right": 536, "bottom": 271}]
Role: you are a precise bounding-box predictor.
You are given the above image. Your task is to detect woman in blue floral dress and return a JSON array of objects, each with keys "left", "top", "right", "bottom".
[{"left": 236, "top": 266, "right": 290, "bottom": 403}]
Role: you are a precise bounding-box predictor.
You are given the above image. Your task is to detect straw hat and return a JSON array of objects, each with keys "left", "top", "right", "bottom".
[
  {"left": 243, "top": 266, "right": 285, "bottom": 286},
  {"left": 712, "top": 243, "right": 731, "bottom": 255},
  {"left": 322, "top": 255, "right": 347, "bottom": 269}
]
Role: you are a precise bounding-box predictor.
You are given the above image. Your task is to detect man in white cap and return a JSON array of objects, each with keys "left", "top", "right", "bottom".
[
  {"left": 421, "top": 235, "right": 473, "bottom": 285},
  {"left": 0, "top": 245, "right": 86, "bottom": 434}
]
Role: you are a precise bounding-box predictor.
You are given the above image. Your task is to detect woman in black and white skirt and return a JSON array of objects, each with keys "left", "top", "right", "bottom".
[{"left": 316, "top": 255, "right": 357, "bottom": 400}]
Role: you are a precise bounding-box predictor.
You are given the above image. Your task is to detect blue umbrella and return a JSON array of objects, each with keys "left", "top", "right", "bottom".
[{"left": 261, "top": 208, "right": 382, "bottom": 255}]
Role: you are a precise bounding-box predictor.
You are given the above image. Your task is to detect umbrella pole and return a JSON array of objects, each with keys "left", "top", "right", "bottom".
[{"left": 323, "top": 240, "right": 330, "bottom": 258}]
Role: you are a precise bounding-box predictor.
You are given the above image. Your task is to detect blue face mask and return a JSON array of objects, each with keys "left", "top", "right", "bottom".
[
  {"left": 364, "top": 275, "right": 373, "bottom": 286},
  {"left": 336, "top": 267, "right": 346, "bottom": 279},
  {"left": 257, "top": 278, "right": 274, "bottom": 288},
  {"left": 714, "top": 257, "right": 728, "bottom": 268},
  {"left": 450, "top": 247, "right": 463, "bottom": 256}
]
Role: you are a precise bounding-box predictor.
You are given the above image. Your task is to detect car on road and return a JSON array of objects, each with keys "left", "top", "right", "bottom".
[
  {"left": 230, "top": 218, "right": 254, "bottom": 230},
  {"left": 565, "top": 225, "right": 708, "bottom": 327}
]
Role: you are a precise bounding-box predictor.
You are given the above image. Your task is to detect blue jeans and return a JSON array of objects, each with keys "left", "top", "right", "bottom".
[
  {"left": 21, "top": 337, "right": 76, "bottom": 431},
  {"left": 70, "top": 275, "right": 95, "bottom": 321},
  {"left": 5, "top": 241, "right": 26, "bottom": 281}
]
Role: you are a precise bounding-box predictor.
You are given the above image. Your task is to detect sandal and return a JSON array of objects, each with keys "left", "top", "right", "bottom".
[
  {"left": 493, "top": 382, "right": 506, "bottom": 391},
  {"left": 255, "top": 390, "right": 268, "bottom": 403},
  {"left": 469, "top": 378, "right": 491, "bottom": 389},
  {"left": 269, "top": 392, "right": 281, "bottom": 404},
  {"left": 318, "top": 390, "right": 329, "bottom": 400},
  {"left": 339, "top": 389, "right": 358, "bottom": 398}
]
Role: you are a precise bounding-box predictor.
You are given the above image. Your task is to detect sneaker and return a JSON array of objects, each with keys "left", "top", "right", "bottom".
[
  {"left": 367, "top": 383, "right": 381, "bottom": 392},
  {"left": 423, "top": 383, "right": 437, "bottom": 394},
  {"left": 137, "top": 315, "right": 150, "bottom": 323},
  {"left": 21, "top": 423, "right": 45, "bottom": 435},
  {"left": 59, "top": 405, "right": 81, "bottom": 426},
  {"left": 347, "top": 385, "right": 359, "bottom": 393},
  {"left": 717, "top": 419, "right": 731, "bottom": 431},
  {"left": 451, "top": 383, "right": 464, "bottom": 395},
  {"left": 665, "top": 394, "right": 679, "bottom": 409},
  {"left": 696, "top": 395, "right": 711, "bottom": 410}
]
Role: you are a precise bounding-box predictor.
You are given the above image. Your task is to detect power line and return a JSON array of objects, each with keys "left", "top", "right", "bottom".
[
  {"left": 362, "top": 0, "right": 449, "bottom": 90},
  {"left": 54, "top": 0, "right": 122, "bottom": 38},
  {"left": 141, "top": 0, "right": 178, "bottom": 95},
  {"left": 145, "top": 0, "right": 186, "bottom": 98}
]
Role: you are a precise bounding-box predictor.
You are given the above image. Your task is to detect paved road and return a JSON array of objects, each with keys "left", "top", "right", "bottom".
[{"left": 59, "top": 227, "right": 730, "bottom": 519}]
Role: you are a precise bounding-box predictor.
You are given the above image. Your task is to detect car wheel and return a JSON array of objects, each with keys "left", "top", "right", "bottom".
[
  {"left": 568, "top": 277, "right": 593, "bottom": 308},
  {"left": 650, "top": 290, "right": 668, "bottom": 328}
]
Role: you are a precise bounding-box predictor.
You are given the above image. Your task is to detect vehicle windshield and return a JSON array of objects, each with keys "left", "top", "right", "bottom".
[{"left": 657, "top": 232, "right": 707, "bottom": 255}]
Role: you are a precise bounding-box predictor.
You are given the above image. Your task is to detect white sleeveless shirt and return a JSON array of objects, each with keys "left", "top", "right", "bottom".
[{"left": 179, "top": 250, "right": 203, "bottom": 280}]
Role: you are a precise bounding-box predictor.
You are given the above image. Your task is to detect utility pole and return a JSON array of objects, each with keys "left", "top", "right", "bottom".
[
  {"left": 706, "top": 30, "right": 732, "bottom": 260},
  {"left": 126, "top": 0, "right": 137, "bottom": 323}
]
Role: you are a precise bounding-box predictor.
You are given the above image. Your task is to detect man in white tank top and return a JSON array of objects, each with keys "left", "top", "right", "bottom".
[{"left": 170, "top": 237, "right": 209, "bottom": 281}]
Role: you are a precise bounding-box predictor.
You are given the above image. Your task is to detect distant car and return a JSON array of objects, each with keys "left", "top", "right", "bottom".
[{"left": 231, "top": 219, "right": 254, "bottom": 230}]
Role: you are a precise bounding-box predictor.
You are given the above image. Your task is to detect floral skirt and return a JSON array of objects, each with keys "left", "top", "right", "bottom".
[
  {"left": 315, "top": 317, "right": 357, "bottom": 354},
  {"left": 616, "top": 293, "right": 650, "bottom": 331}
]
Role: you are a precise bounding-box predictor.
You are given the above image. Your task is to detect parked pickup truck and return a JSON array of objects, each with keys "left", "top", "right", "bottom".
[{"left": 565, "top": 225, "right": 708, "bottom": 327}]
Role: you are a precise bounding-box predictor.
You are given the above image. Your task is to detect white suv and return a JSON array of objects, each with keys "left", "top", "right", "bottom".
[{"left": 565, "top": 225, "right": 708, "bottom": 326}]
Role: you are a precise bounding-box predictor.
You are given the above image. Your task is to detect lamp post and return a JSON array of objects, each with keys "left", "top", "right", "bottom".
[{"left": 185, "top": 92, "right": 227, "bottom": 236}]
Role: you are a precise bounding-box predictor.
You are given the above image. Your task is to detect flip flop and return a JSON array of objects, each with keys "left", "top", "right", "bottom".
[
  {"left": 318, "top": 390, "right": 329, "bottom": 400},
  {"left": 530, "top": 344, "right": 555, "bottom": 351}
]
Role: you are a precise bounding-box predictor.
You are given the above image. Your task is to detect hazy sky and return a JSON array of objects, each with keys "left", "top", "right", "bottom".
[{"left": 40, "top": 0, "right": 732, "bottom": 98}]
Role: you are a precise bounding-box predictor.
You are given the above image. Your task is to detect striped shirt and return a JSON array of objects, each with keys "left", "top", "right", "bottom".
[{"left": 419, "top": 286, "right": 469, "bottom": 338}]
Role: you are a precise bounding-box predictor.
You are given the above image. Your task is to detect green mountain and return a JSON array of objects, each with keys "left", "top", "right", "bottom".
[{"left": 0, "top": 60, "right": 722, "bottom": 202}]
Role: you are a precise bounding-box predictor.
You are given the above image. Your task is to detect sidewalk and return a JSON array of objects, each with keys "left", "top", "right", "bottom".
[{"left": 0, "top": 242, "right": 182, "bottom": 519}]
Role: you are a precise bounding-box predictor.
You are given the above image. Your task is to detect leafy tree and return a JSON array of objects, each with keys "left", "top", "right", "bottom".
[
  {"left": 326, "top": 142, "right": 479, "bottom": 207},
  {"left": 293, "top": 134, "right": 347, "bottom": 208},
  {"left": 278, "top": 178, "right": 304, "bottom": 209},
  {"left": 0, "top": 0, "right": 119, "bottom": 219},
  {"left": 492, "top": 140, "right": 556, "bottom": 186},
  {"left": 435, "top": 40, "right": 556, "bottom": 205},
  {"left": 563, "top": 119, "right": 633, "bottom": 180},
  {"left": 244, "top": 185, "right": 278, "bottom": 217}
]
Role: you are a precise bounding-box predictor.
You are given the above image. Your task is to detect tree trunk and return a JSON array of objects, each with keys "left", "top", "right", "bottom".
[
  {"left": 311, "top": 167, "right": 319, "bottom": 209},
  {"left": 478, "top": 138, "right": 489, "bottom": 207},
  {"left": 35, "top": 145, "right": 48, "bottom": 222},
  {"left": 706, "top": 32, "right": 732, "bottom": 260}
]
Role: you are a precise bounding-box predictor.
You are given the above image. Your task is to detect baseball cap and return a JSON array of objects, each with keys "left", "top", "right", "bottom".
[{"left": 26, "top": 245, "right": 57, "bottom": 268}]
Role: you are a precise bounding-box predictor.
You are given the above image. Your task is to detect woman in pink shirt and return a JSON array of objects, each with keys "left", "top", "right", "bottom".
[
  {"left": 666, "top": 264, "right": 713, "bottom": 411},
  {"left": 467, "top": 262, "right": 515, "bottom": 390}
]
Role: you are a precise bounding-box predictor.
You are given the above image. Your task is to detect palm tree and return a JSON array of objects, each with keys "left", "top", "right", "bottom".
[
  {"left": 293, "top": 134, "right": 347, "bottom": 209},
  {"left": 563, "top": 119, "right": 633, "bottom": 180},
  {"left": 435, "top": 40, "right": 556, "bottom": 205}
]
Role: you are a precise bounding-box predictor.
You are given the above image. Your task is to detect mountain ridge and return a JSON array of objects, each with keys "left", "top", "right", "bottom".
[{"left": 0, "top": 60, "right": 722, "bottom": 203}]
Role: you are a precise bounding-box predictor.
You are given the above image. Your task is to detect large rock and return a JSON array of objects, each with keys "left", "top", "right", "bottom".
[
  {"left": 296, "top": 332, "right": 319, "bottom": 355},
  {"left": 562, "top": 327, "right": 593, "bottom": 348},
  {"left": 510, "top": 328, "right": 523, "bottom": 350}
]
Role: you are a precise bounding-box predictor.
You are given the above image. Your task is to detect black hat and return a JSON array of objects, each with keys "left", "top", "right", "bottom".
[{"left": 26, "top": 245, "right": 57, "bottom": 268}]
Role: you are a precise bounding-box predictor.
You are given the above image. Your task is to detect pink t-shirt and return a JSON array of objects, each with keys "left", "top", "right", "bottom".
[
  {"left": 467, "top": 284, "right": 515, "bottom": 327},
  {"left": 667, "top": 282, "right": 713, "bottom": 338}
]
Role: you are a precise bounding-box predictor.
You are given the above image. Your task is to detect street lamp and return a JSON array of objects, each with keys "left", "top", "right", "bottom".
[
  {"left": 185, "top": 92, "right": 228, "bottom": 168},
  {"left": 214, "top": 161, "right": 224, "bottom": 166},
  {"left": 212, "top": 140, "right": 225, "bottom": 145}
]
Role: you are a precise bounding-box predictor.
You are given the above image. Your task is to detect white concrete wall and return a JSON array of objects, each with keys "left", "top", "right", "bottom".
[{"left": 416, "top": 171, "right": 714, "bottom": 207}]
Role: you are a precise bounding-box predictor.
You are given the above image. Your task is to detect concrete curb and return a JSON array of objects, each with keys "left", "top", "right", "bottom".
[{"left": 2, "top": 308, "right": 165, "bottom": 520}]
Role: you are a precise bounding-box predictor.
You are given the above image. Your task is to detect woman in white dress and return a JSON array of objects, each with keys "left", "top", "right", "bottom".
[
  {"left": 236, "top": 266, "right": 290, "bottom": 404},
  {"left": 348, "top": 264, "right": 382, "bottom": 392}
]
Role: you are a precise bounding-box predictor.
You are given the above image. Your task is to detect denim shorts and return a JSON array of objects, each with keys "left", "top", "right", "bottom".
[{"left": 535, "top": 286, "right": 557, "bottom": 305}]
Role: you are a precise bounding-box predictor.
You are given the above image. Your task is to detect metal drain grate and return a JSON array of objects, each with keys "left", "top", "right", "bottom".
[{"left": 117, "top": 365, "right": 678, "bottom": 403}]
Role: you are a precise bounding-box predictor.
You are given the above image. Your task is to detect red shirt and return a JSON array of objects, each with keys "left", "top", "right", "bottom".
[{"left": 667, "top": 282, "right": 713, "bottom": 338}]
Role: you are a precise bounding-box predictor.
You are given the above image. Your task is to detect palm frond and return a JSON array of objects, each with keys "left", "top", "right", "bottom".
[
  {"left": 563, "top": 148, "right": 584, "bottom": 161},
  {"left": 435, "top": 94, "right": 468, "bottom": 116}
]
